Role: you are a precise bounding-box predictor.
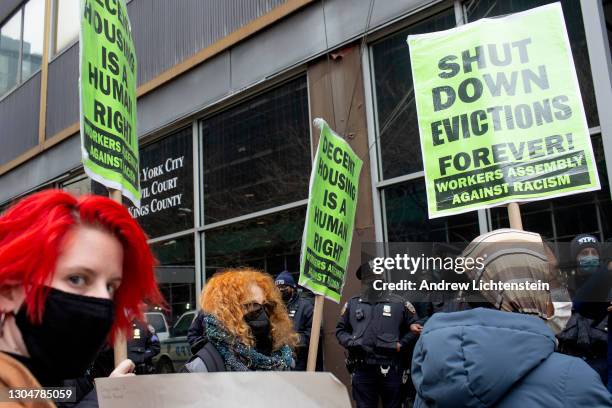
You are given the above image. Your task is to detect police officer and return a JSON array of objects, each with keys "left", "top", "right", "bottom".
[
  {"left": 336, "top": 263, "right": 422, "bottom": 408},
  {"left": 275, "top": 270, "right": 314, "bottom": 371},
  {"left": 128, "top": 319, "right": 161, "bottom": 375}
]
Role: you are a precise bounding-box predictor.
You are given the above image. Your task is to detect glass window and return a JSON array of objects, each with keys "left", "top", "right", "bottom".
[
  {"left": 61, "top": 174, "right": 93, "bottom": 196},
  {"left": 372, "top": 9, "right": 456, "bottom": 180},
  {"left": 371, "top": 9, "right": 478, "bottom": 244},
  {"left": 150, "top": 235, "right": 196, "bottom": 324},
  {"left": 204, "top": 206, "right": 306, "bottom": 277},
  {"left": 0, "top": 0, "right": 46, "bottom": 97},
  {"left": 127, "top": 127, "right": 194, "bottom": 239},
  {"left": 172, "top": 312, "right": 196, "bottom": 338},
  {"left": 145, "top": 312, "right": 168, "bottom": 336},
  {"left": 490, "top": 135, "right": 612, "bottom": 241},
  {"left": 53, "top": 0, "right": 79, "bottom": 55},
  {"left": 383, "top": 179, "right": 480, "bottom": 242},
  {"left": 201, "top": 77, "right": 311, "bottom": 224},
  {"left": 0, "top": 10, "right": 22, "bottom": 96},
  {"left": 464, "top": 0, "right": 599, "bottom": 127},
  {"left": 21, "top": 0, "right": 44, "bottom": 80}
]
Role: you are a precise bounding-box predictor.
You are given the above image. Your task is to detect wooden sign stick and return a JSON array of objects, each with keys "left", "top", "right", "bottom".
[
  {"left": 306, "top": 295, "right": 325, "bottom": 371},
  {"left": 507, "top": 202, "right": 523, "bottom": 230},
  {"left": 109, "top": 188, "right": 128, "bottom": 367}
]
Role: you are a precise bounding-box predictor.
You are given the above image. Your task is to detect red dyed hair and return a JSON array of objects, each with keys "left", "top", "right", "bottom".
[{"left": 0, "top": 189, "right": 163, "bottom": 337}]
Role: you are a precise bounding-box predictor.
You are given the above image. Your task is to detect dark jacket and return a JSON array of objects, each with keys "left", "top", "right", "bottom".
[
  {"left": 182, "top": 340, "right": 226, "bottom": 373},
  {"left": 336, "top": 295, "right": 418, "bottom": 367},
  {"left": 127, "top": 320, "right": 160, "bottom": 369},
  {"left": 573, "top": 264, "right": 612, "bottom": 393},
  {"left": 60, "top": 346, "right": 114, "bottom": 408},
  {"left": 286, "top": 293, "right": 314, "bottom": 371},
  {"left": 187, "top": 312, "right": 206, "bottom": 349},
  {"left": 557, "top": 311, "right": 608, "bottom": 382},
  {"left": 411, "top": 308, "right": 612, "bottom": 407}
]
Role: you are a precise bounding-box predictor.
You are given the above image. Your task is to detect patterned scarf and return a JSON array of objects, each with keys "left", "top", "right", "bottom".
[{"left": 202, "top": 313, "right": 293, "bottom": 371}]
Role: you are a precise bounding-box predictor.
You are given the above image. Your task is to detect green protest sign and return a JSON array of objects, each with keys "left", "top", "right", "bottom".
[
  {"left": 80, "top": 0, "right": 140, "bottom": 205},
  {"left": 408, "top": 3, "right": 599, "bottom": 219},
  {"left": 299, "top": 119, "right": 363, "bottom": 303}
]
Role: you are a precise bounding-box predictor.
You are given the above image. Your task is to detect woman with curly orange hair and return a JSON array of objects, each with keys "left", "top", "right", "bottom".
[{"left": 184, "top": 268, "right": 298, "bottom": 372}]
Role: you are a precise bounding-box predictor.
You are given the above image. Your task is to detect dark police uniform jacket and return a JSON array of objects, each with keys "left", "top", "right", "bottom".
[
  {"left": 286, "top": 293, "right": 314, "bottom": 371},
  {"left": 127, "top": 320, "right": 161, "bottom": 365},
  {"left": 336, "top": 295, "right": 418, "bottom": 367}
]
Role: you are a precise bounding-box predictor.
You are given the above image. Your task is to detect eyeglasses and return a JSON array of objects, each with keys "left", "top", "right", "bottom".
[{"left": 243, "top": 301, "right": 275, "bottom": 320}]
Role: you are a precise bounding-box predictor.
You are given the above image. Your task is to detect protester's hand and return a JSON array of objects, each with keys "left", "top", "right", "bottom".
[
  {"left": 109, "top": 359, "right": 136, "bottom": 378},
  {"left": 396, "top": 342, "right": 401, "bottom": 352},
  {"left": 410, "top": 323, "right": 424, "bottom": 335},
  {"left": 607, "top": 302, "right": 612, "bottom": 313}
]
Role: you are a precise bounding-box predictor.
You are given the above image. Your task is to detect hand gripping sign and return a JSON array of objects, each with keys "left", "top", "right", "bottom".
[{"left": 407, "top": 3, "right": 599, "bottom": 219}]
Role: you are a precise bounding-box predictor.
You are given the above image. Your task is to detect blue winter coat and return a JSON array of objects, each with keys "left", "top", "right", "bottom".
[{"left": 411, "top": 308, "right": 612, "bottom": 407}]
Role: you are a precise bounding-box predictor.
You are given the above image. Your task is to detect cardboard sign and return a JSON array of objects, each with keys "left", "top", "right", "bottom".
[
  {"left": 96, "top": 372, "right": 351, "bottom": 408},
  {"left": 408, "top": 3, "right": 599, "bottom": 219},
  {"left": 299, "top": 119, "right": 362, "bottom": 303},
  {"left": 80, "top": 0, "right": 140, "bottom": 205}
]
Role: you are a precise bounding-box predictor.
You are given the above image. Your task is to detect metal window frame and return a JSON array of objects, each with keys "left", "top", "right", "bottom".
[
  {"left": 195, "top": 69, "right": 314, "bottom": 293},
  {"left": 196, "top": 72, "right": 311, "bottom": 227},
  {"left": 362, "top": 41, "right": 384, "bottom": 243},
  {"left": 452, "top": 0, "right": 489, "bottom": 233},
  {"left": 364, "top": 0, "right": 489, "bottom": 243},
  {"left": 363, "top": 0, "right": 612, "bottom": 241},
  {"left": 93, "top": 120, "right": 202, "bottom": 311},
  {"left": 18, "top": 4, "right": 24, "bottom": 82},
  {"left": 197, "top": 199, "right": 309, "bottom": 233},
  {"left": 192, "top": 120, "right": 203, "bottom": 301},
  {"left": 0, "top": 4, "right": 43, "bottom": 103},
  {"left": 581, "top": 0, "right": 612, "bottom": 198},
  {"left": 48, "top": 0, "right": 79, "bottom": 62}
]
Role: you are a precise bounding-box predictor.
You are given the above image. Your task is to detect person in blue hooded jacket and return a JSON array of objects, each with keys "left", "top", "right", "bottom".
[{"left": 411, "top": 229, "right": 612, "bottom": 408}]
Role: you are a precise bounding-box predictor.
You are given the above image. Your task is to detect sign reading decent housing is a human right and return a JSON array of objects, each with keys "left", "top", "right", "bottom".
[
  {"left": 407, "top": 3, "right": 600, "bottom": 219},
  {"left": 80, "top": 0, "right": 140, "bottom": 205},
  {"left": 299, "top": 119, "right": 362, "bottom": 303}
]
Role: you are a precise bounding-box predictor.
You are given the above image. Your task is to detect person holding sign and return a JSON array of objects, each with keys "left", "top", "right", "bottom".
[
  {"left": 183, "top": 269, "right": 298, "bottom": 372},
  {"left": 0, "top": 191, "right": 162, "bottom": 398}
]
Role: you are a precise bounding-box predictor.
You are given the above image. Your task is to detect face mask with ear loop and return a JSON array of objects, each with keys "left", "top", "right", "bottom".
[
  {"left": 545, "top": 301, "right": 572, "bottom": 335},
  {"left": 14, "top": 287, "right": 115, "bottom": 385}
]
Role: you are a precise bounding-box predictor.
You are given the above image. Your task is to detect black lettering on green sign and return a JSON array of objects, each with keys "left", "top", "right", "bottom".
[
  {"left": 438, "top": 132, "right": 575, "bottom": 176},
  {"left": 431, "top": 95, "right": 571, "bottom": 150}
]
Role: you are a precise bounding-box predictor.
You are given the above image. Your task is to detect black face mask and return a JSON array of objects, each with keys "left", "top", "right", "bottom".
[
  {"left": 244, "top": 308, "right": 272, "bottom": 355},
  {"left": 15, "top": 287, "right": 115, "bottom": 385},
  {"left": 280, "top": 288, "right": 293, "bottom": 303}
]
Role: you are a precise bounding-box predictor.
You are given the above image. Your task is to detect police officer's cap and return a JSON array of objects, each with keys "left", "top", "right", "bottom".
[{"left": 355, "top": 262, "right": 373, "bottom": 281}]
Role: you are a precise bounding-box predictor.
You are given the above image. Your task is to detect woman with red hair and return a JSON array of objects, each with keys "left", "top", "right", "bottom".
[
  {"left": 0, "top": 190, "right": 162, "bottom": 397},
  {"left": 184, "top": 268, "right": 298, "bottom": 372}
]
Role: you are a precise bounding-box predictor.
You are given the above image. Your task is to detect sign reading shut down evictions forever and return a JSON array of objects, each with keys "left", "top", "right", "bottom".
[
  {"left": 408, "top": 3, "right": 599, "bottom": 219},
  {"left": 299, "top": 120, "right": 362, "bottom": 303},
  {"left": 80, "top": 0, "right": 140, "bottom": 205}
]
